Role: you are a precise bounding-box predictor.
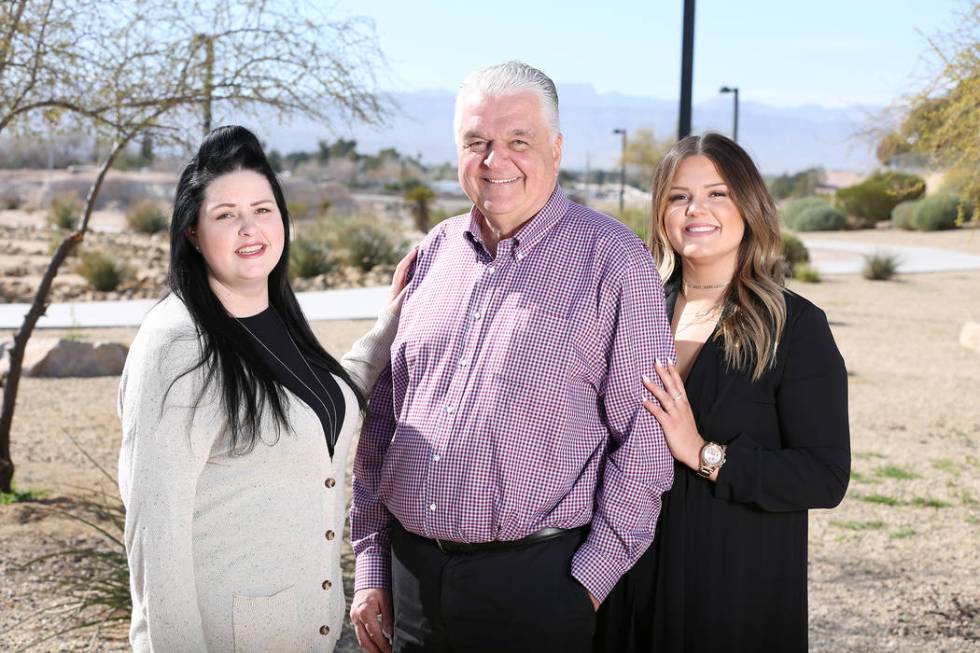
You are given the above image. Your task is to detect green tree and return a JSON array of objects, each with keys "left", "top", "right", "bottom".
[
  {"left": 405, "top": 184, "right": 437, "bottom": 233},
  {"left": 767, "top": 168, "right": 824, "bottom": 200},
  {"left": 876, "top": 4, "right": 979, "bottom": 219},
  {"left": 317, "top": 139, "right": 331, "bottom": 163},
  {"left": 268, "top": 149, "right": 284, "bottom": 173},
  {"left": 330, "top": 138, "right": 359, "bottom": 159},
  {"left": 621, "top": 129, "right": 673, "bottom": 190}
]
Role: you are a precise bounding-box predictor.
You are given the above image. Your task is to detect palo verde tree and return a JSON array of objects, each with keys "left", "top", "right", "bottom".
[
  {"left": 0, "top": 0, "right": 387, "bottom": 493},
  {"left": 621, "top": 128, "right": 674, "bottom": 191},
  {"left": 875, "top": 4, "right": 979, "bottom": 220}
]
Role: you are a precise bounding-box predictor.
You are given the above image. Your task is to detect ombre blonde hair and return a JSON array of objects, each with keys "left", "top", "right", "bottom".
[{"left": 649, "top": 133, "right": 786, "bottom": 381}]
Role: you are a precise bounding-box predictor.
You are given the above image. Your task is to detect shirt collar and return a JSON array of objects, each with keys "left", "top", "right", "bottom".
[{"left": 464, "top": 185, "right": 569, "bottom": 259}]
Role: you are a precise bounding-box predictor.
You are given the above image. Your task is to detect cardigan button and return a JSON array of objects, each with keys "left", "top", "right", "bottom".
[
  {"left": 325, "top": 530, "right": 335, "bottom": 540},
  {"left": 325, "top": 478, "right": 336, "bottom": 488},
  {"left": 322, "top": 579, "right": 333, "bottom": 590},
  {"left": 319, "top": 625, "right": 330, "bottom": 635}
]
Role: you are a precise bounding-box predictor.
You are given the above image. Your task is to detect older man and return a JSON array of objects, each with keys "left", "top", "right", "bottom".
[{"left": 350, "top": 61, "right": 675, "bottom": 653}]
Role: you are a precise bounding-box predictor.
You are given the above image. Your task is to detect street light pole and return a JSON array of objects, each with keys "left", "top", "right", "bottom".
[
  {"left": 613, "top": 128, "right": 627, "bottom": 216},
  {"left": 678, "top": 0, "right": 696, "bottom": 139},
  {"left": 719, "top": 86, "right": 739, "bottom": 142}
]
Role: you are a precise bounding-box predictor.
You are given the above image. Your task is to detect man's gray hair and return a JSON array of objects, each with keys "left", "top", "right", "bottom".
[{"left": 454, "top": 61, "right": 561, "bottom": 143}]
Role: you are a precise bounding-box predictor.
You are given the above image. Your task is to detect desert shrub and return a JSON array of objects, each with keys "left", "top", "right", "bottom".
[
  {"left": 76, "top": 251, "right": 125, "bottom": 291},
  {"left": 909, "top": 194, "right": 972, "bottom": 231},
  {"left": 780, "top": 196, "right": 825, "bottom": 225},
  {"left": 862, "top": 253, "right": 899, "bottom": 281},
  {"left": 890, "top": 200, "right": 919, "bottom": 229},
  {"left": 781, "top": 233, "right": 810, "bottom": 275},
  {"left": 336, "top": 219, "right": 404, "bottom": 272},
  {"left": 126, "top": 200, "right": 168, "bottom": 234},
  {"left": 835, "top": 171, "right": 925, "bottom": 226},
  {"left": 289, "top": 235, "right": 338, "bottom": 278},
  {"left": 793, "top": 263, "right": 821, "bottom": 283},
  {"left": 0, "top": 190, "right": 21, "bottom": 209},
  {"left": 616, "top": 207, "right": 650, "bottom": 243},
  {"left": 783, "top": 197, "right": 847, "bottom": 231},
  {"left": 287, "top": 201, "right": 310, "bottom": 220},
  {"left": 48, "top": 194, "right": 81, "bottom": 231}
]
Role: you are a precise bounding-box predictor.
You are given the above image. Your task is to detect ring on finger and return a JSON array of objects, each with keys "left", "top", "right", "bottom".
[{"left": 672, "top": 392, "right": 683, "bottom": 400}]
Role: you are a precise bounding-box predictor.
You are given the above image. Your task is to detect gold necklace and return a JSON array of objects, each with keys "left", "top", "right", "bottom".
[{"left": 684, "top": 280, "right": 731, "bottom": 290}]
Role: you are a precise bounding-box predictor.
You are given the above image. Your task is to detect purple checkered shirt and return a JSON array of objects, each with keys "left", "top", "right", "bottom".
[{"left": 351, "top": 186, "right": 675, "bottom": 601}]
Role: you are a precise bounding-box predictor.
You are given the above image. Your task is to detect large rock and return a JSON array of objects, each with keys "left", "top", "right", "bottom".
[
  {"left": 0, "top": 337, "right": 128, "bottom": 378},
  {"left": 960, "top": 321, "right": 980, "bottom": 354}
]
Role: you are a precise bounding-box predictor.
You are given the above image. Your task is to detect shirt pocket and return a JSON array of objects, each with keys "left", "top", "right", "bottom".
[
  {"left": 232, "top": 585, "right": 310, "bottom": 653},
  {"left": 491, "top": 305, "right": 573, "bottom": 389}
]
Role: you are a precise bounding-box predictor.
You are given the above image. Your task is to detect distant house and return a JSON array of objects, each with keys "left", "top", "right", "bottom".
[{"left": 814, "top": 170, "right": 868, "bottom": 195}]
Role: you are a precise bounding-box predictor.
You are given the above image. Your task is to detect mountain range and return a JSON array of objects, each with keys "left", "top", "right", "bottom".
[{"left": 265, "top": 84, "right": 883, "bottom": 176}]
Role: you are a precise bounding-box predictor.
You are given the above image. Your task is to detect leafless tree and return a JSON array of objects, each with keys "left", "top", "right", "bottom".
[{"left": 0, "top": 0, "right": 387, "bottom": 493}]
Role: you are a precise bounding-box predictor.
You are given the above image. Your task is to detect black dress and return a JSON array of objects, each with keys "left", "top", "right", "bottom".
[{"left": 594, "top": 288, "right": 850, "bottom": 653}]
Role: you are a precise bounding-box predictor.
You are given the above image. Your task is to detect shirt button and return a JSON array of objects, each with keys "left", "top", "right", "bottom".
[
  {"left": 325, "top": 530, "right": 335, "bottom": 540},
  {"left": 429, "top": 503, "right": 437, "bottom": 512},
  {"left": 445, "top": 405, "right": 455, "bottom": 414},
  {"left": 487, "top": 266, "right": 496, "bottom": 274},
  {"left": 324, "top": 478, "right": 336, "bottom": 488},
  {"left": 319, "top": 625, "right": 330, "bottom": 636},
  {"left": 472, "top": 311, "right": 482, "bottom": 320},
  {"left": 322, "top": 579, "right": 333, "bottom": 590},
  {"left": 433, "top": 454, "right": 441, "bottom": 462},
  {"left": 458, "top": 358, "right": 469, "bottom": 367}
]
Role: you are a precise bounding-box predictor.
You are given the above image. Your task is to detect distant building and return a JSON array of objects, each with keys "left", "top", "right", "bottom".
[{"left": 815, "top": 170, "right": 868, "bottom": 195}]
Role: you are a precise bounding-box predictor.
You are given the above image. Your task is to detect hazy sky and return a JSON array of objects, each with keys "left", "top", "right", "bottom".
[{"left": 342, "top": 0, "right": 967, "bottom": 107}]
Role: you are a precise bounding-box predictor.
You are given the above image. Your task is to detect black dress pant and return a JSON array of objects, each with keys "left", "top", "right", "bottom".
[{"left": 390, "top": 525, "right": 596, "bottom": 653}]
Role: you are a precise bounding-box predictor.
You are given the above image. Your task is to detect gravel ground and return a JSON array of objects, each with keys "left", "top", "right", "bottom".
[{"left": 1, "top": 234, "right": 978, "bottom": 651}]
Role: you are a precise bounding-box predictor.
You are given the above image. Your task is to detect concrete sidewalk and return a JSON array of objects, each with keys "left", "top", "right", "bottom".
[
  {"left": 0, "top": 286, "right": 390, "bottom": 329},
  {"left": 802, "top": 239, "right": 980, "bottom": 275},
  {"left": 2, "top": 240, "right": 979, "bottom": 329}
]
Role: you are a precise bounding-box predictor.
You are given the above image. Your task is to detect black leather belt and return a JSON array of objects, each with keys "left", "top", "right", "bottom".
[{"left": 414, "top": 527, "right": 584, "bottom": 554}]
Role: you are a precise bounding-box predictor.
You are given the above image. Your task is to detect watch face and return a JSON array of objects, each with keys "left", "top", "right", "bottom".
[{"left": 702, "top": 444, "right": 723, "bottom": 466}]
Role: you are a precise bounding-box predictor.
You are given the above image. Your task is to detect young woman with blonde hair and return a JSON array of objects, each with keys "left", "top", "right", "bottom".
[{"left": 595, "top": 132, "right": 850, "bottom": 652}]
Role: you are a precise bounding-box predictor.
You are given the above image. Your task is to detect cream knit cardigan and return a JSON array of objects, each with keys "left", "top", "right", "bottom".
[{"left": 118, "top": 294, "right": 397, "bottom": 652}]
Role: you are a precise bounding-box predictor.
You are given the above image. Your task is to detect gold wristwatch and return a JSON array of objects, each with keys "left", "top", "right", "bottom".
[{"left": 697, "top": 441, "right": 726, "bottom": 478}]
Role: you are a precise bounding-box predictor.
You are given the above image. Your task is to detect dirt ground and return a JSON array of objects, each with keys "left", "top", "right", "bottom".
[{"left": 0, "top": 230, "right": 978, "bottom": 651}]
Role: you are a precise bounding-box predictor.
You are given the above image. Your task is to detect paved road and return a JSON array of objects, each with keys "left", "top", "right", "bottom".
[{"left": 2, "top": 240, "right": 979, "bottom": 329}]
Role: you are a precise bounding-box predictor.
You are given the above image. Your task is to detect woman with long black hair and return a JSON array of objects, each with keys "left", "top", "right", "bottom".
[{"left": 118, "top": 125, "right": 412, "bottom": 652}]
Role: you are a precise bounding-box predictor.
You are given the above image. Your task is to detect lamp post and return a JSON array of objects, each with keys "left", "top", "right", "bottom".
[
  {"left": 612, "top": 128, "right": 627, "bottom": 216},
  {"left": 719, "top": 86, "right": 739, "bottom": 142},
  {"left": 678, "top": 0, "right": 696, "bottom": 139}
]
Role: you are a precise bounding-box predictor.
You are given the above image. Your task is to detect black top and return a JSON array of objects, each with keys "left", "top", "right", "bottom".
[
  {"left": 594, "top": 288, "right": 850, "bottom": 653},
  {"left": 238, "top": 307, "right": 346, "bottom": 457}
]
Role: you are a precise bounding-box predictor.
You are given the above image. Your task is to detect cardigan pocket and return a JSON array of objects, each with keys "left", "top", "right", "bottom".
[{"left": 232, "top": 585, "right": 309, "bottom": 652}]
